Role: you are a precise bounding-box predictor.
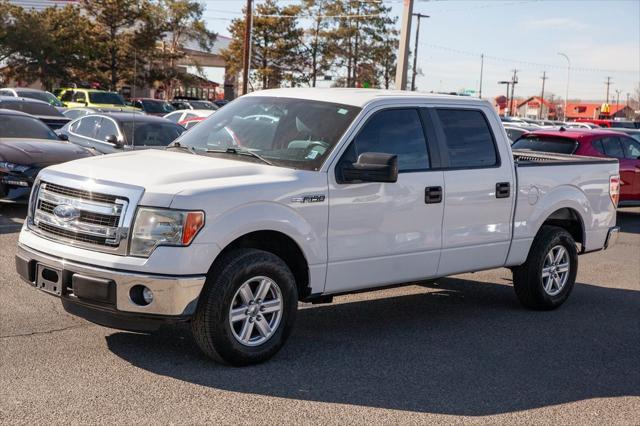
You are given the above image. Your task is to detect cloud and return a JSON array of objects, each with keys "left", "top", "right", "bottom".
[{"left": 522, "top": 17, "right": 587, "bottom": 31}]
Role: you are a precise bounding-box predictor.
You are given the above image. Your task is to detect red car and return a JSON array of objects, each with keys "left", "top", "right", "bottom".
[{"left": 513, "top": 128, "right": 640, "bottom": 206}]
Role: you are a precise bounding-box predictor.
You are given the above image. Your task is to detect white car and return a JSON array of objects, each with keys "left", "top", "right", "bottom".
[
  {"left": 163, "top": 109, "right": 214, "bottom": 124},
  {"left": 16, "top": 88, "right": 620, "bottom": 366}
]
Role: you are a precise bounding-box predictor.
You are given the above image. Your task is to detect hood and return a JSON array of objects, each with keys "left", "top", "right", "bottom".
[
  {"left": 0, "top": 138, "right": 94, "bottom": 168},
  {"left": 44, "top": 149, "right": 302, "bottom": 206}
]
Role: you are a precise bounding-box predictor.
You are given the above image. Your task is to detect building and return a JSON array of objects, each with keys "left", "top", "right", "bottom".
[
  {"left": 565, "top": 102, "right": 634, "bottom": 120},
  {"left": 515, "top": 96, "right": 557, "bottom": 120}
]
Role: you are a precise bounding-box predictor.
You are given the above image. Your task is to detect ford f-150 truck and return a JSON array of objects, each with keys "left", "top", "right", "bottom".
[{"left": 15, "top": 89, "right": 621, "bottom": 366}]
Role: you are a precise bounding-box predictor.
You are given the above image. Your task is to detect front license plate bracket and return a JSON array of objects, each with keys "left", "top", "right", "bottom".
[{"left": 36, "top": 264, "right": 63, "bottom": 296}]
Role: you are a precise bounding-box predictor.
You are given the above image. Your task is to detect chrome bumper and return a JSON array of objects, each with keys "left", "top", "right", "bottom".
[
  {"left": 16, "top": 243, "right": 206, "bottom": 317},
  {"left": 604, "top": 226, "right": 620, "bottom": 250}
]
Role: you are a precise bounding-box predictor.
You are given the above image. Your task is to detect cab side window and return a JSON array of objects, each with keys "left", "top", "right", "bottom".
[
  {"left": 72, "top": 91, "right": 86, "bottom": 103},
  {"left": 435, "top": 109, "right": 498, "bottom": 168},
  {"left": 339, "top": 108, "right": 430, "bottom": 172},
  {"left": 61, "top": 91, "right": 74, "bottom": 102}
]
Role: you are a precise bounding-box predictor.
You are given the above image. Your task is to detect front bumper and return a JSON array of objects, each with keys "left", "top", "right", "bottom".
[{"left": 16, "top": 243, "right": 207, "bottom": 331}]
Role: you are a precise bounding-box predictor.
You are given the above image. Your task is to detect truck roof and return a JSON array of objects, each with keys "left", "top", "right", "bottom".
[{"left": 244, "top": 88, "right": 489, "bottom": 108}]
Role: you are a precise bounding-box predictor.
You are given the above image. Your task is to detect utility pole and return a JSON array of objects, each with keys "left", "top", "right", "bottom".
[
  {"left": 395, "top": 0, "right": 414, "bottom": 90},
  {"left": 410, "top": 13, "right": 429, "bottom": 91},
  {"left": 509, "top": 69, "right": 518, "bottom": 116},
  {"left": 605, "top": 76, "right": 612, "bottom": 104},
  {"left": 615, "top": 89, "right": 621, "bottom": 115},
  {"left": 241, "top": 0, "right": 253, "bottom": 96},
  {"left": 539, "top": 71, "right": 548, "bottom": 119},
  {"left": 478, "top": 54, "right": 484, "bottom": 99},
  {"left": 498, "top": 81, "right": 511, "bottom": 116}
]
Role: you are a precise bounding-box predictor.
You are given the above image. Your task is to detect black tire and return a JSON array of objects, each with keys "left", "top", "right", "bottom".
[
  {"left": 512, "top": 225, "right": 578, "bottom": 310},
  {"left": 191, "top": 248, "right": 298, "bottom": 366}
]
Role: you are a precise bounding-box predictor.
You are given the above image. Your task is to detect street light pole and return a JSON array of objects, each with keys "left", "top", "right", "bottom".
[
  {"left": 410, "top": 13, "right": 429, "bottom": 91},
  {"left": 558, "top": 53, "right": 570, "bottom": 120},
  {"left": 395, "top": 0, "right": 414, "bottom": 90}
]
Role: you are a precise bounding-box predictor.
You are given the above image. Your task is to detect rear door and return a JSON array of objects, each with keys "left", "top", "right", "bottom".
[
  {"left": 619, "top": 136, "right": 640, "bottom": 202},
  {"left": 430, "top": 107, "right": 515, "bottom": 276}
]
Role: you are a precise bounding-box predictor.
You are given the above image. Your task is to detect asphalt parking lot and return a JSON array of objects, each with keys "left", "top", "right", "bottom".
[{"left": 1, "top": 204, "right": 638, "bottom": 424}]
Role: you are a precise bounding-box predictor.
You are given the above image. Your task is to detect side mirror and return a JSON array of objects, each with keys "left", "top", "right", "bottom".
[
  {"left": 57, "top": 133, "right": 69, "bottom": 141},
  {"left": 340, "top": 152, "right": 398, "bottom": 183},
  {"left": 105, "top": 135, "right": 123, "bottom": 148}
]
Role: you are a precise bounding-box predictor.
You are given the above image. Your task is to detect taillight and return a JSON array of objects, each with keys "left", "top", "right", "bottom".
[{"left": 609, "top": 175, "right": 620, "bottom": 208}]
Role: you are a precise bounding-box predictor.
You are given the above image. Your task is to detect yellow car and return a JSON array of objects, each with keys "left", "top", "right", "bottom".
[{"left": 58, "top": 88, "right": 140, "bottom": 111}]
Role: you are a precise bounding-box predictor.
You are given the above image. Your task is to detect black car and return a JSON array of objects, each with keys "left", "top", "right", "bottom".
[
  {"left": 0, "top": 109, "right": 93, "bottom": 201},
  {"left": 0, "top": 96, "right": 70, "bottom": 130},
  {"left": 171, "top": 98, "right": 219, "bottom": 111},
  {"left": 0, "top": 87, "right": 64, "bottom": 108},
  {"left": 58, "top": 113, "right": 185, "bottom": 154}
]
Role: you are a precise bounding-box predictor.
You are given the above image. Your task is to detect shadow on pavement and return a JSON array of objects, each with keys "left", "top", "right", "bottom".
[
  {"left": 106, "top": 276, "right": 639, "bottom": 415},
  {"left": 617, "top": 209, "right": 640, "bottom": 235},
  {"left": 0, "top": 204, "right": 27, "bottom": 234}
]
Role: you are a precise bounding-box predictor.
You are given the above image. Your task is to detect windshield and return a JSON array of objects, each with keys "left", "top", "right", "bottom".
[
  {"left": 89, "top": 92, "right": 125, "bottom": 105},
  {"left": 121, "top": 121, "right": 184, "bottom": 146},
  {"left": 611, "top": 121, "right": 635, "bottom": 129},
  {"left": 141, "top": 100, "right": 175, "bottom": 113},
  {"left": 189, "top": 100, "right": 218, "bottom": 110},
  {"left": 0, "top": 115, "right": 58, "bottom": 139},
  {"left": 173, "top": 96, "right": 360, "bottom": 171},
  {"left": 512, "top": 136, "right": 578, "bottom": 154},
  {"left": 16, "top": 90, "right": 63, "bottom": 107}
]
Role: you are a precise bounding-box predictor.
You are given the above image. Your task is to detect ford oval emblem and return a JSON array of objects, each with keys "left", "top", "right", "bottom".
[{"left": 52, "top": 204, "right": 80, "bottom": 222}]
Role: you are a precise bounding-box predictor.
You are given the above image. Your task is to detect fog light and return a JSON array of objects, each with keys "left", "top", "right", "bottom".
[
  {"left": 130, "top": 285, "right": 153, "bottom": 306},
  {"left": 142, "top": 287, "right": 154, "bottom": 304}
]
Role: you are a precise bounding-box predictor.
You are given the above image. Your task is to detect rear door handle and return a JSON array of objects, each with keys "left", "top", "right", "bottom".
[
  {"left": 496, "top": 182, "right": 511, "bottom": 198},
  {"left": 425, "top": 186, "right": 443, "bottom": 204}
]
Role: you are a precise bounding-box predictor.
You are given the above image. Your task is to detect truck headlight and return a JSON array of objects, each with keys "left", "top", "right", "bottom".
[{"left": 129, "top": 207, "right": 205, "bottom": 257}]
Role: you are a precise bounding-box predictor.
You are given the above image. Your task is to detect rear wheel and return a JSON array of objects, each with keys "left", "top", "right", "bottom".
[
  {"left": 512, "top": 226, "right": 578, "bottom": 310},
  {"left": 191, "top": 249, "right": 298, "bottom": 366}
]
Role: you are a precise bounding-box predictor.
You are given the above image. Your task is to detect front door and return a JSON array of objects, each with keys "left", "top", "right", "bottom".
[{"left": 325, "top": 107, "right": 444, "bottom": 293}]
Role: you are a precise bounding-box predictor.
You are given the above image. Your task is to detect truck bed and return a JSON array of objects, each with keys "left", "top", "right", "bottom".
[{"left": 513, "top": 149, "right": 619, "bottom": 166}]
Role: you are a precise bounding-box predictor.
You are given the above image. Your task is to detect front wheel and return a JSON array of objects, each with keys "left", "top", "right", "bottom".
[
  {"left": 191, "top": 248, "right": 298, "bottom": 366},
  {"left": 512, "top": 225, "right": 578, "bottom": 310}
]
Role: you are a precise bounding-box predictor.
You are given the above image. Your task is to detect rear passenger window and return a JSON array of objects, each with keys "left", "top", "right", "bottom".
[
  {"left": 600, "top": 137, "right": 625, "bottom": 158},
  {"left": 436, "top": 109, "right": 498, "bottom": 168},
  {"left": 341, "top": 109, "right": 429, "bottom": 171}
]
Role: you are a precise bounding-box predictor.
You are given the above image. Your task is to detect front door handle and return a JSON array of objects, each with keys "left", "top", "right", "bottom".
[
  {"left": 496, "top": 182, "right": 511, "bottom": 198},
  {"left": 425, "top": 186, "right": 443, "bottom": 204}
]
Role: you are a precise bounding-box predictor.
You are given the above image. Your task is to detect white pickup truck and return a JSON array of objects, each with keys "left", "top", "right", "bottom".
[{"left": 16, "top": 89, "right": 620, "bottom": 365}]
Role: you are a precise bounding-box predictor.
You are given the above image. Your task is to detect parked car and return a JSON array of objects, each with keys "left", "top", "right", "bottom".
[
  {"left": 513, "top": 128, "right": 639, "bottom": 206},
  {"left": 171, "top": 98, "right": 219, "bottom": 111},
  {"left": 0, "top": 96, "right": 70, "bottom": 129},
  {"left": 213, "top": 99, "right": 229, "bottom": 108},
  {"left": 574, "top": 118, "right": 637, "bottom": 129},
  {"left": 130, "top": 98, "right": 176, "bottom": 116},
  {"left": 164, "top": 109, "right": 214, "bottom": 124},
  {"left": 565, "top": 122, "right": 601, "bottom": 129},
  {"left": 62, "top": 107, "right": 145, "bottom": 121},
  {"left": 0, "top": 109, "right": 93, "bottom": 201},
  {"left": 610, "top": 128, "right": 640, "bottom": 143},
  {"left": 15, "top": 89, "right": 621, "bottom": 366},
  {"left": 57, "top": 88, "right": 140, "bottom": 112},
  {"left": 504, "top": 125, "right": 536, "bottom": 142},
  {"left": 58, "top": 113, "right": 184, "bottom": 154},
  {"left": 0, "top": 87, "right": 64, "bottom": 108}
]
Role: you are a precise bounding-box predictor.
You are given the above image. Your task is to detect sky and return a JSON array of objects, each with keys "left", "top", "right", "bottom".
[{"left": 201, "top": 0, "right": 640, "bottom": 102}]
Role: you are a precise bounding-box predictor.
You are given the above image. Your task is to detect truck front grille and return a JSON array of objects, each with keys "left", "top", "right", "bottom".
[{"left": 31, "top": 181, "right": 129, "bottom": 254}]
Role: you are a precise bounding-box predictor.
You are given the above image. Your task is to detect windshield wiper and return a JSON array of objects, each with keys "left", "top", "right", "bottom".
[
  {"left": 205, "top": 147, "right": 273, "bottom": 166},
  {"left": 166, "top": 141, "right": 197, "bottom": 154}
]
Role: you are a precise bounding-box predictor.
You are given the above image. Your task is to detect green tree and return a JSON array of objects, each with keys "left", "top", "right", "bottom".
[
  {"left": 81, "top": 0, "right": 152, "bottom": 90},
  {"left": 145, "top": 0, "right": 216, "bottom": 99},
  {"left": 0, "top": 5, "right": 98, "bottom": 90},
  {"left": 222, "top": 0, "right": 303, "bottom": 90}
]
